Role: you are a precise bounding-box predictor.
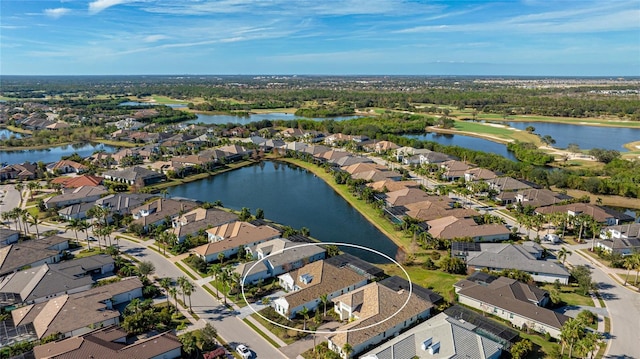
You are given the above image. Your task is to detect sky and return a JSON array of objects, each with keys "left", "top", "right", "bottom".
[{"left": 1, "top": 0, "right": 639, "bottom": 76}]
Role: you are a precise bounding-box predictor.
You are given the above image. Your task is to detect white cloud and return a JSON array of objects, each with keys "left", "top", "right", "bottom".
[
  {"left": 89, "top": 0, "right": 141, "bottom": 14},
  {"left": 143, "top": 34, "right": 168, "bottom": 42},
  {"left": 44, "top": 8, "right": 71, "bottom": 19}
]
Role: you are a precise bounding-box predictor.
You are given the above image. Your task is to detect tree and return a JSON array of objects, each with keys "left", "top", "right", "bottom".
[
  {"left": 255, "top": 208, "right": 264, "bottom": 220},
  {"left": 78, "top": 220, "right": 92, "bottom": 250},
  {"left": 560, "top": 318, "right": 583, "bottom": 358},
  {"left": 300, "top": 306, "right": 309, "bottom": 331},
  {"left": 138, "top": 260, "right": 155, "bottom": 278},
  {"left": 217, "top": 252, "right": 225, "bottom": 264},
  {"left": 183, "top": 280, "right": 195, "bottom": 312},
  {"left": 440, "top": 256, "right": 466, "bottom": 274},
  {"left": 168, "top": 286, "right": 178, "bottom": 309},
  {"left": 525, "top": 126, "right": 535, "bottom": 133},
  {"left": 158, "top": 277, "right": 172, "bottom": 305},
  {"left": 180, "top": 331, "right": 199, "bottom": 358},
  {"left": 200, "top": 323, "right": 218, "bottom": 351},
  {"left": 623, "top": 255, "right": 636, "bottom": 286},
  {"left": 558, "top": 247, "right": 572, "bottom": 265},
  {"left": 208, "top": 263, "right": 223, "bottom": 298},
  {"left": 320, "top": 294, "right": 328, "bottom": 317},
  {"left": 238, "top": 207, "right": 252, "bottom": 221},
  {"left": 65, "top": 218, "right": 82, "bottom": 245},
  {"left": 27, "top": 213, "right": 41, "bottom": 239},
  {"left": 510, "top": 339, "right": 533, "bottom": 359},
  {"left": 571, "top": 265, "right": 593, "bottom": 296},
  {"left": 342, "top": 343, "right": 353, "bottom": 358}
]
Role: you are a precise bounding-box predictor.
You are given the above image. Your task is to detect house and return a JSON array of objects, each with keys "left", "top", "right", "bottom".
[
  {"left": 452, "top": 241, "right": 570, "bottom": 284},
  {"left": 273, "top": 260, "right": 368, "bottom": 319},
  {"left": 439, "top": 160, "right": 470, "bottom": 181},
  {"left": 236, "top": 239, "right": 326, "bottom": 284},
  {"left": 218, "top": 144, "right": 252, "bottom": 161},
  {"left": 597, "top": 223, "right": 640, "bottom": 255},
  {"left": 50, "top": 254, "right": 115, "bottom": 277},
  {"left": 515, "top": 188, "right": 573, "bottom": 208},
  {"left": 103, "top": 166, "right": 166, "bottom": 186},
  {"left": 327, "top": 281, "right": 435, "bottom": 358},
  {"left": 95, "top": 193, "right": 154, "bottom": 216},
  {"left": 367, "top": 180, "right": 421, "bottom": 193},
  {"left": 0, "top": 162, "right": 38, "bottom": 180},
  {"left": 58, "top": 202, "right": 95, "bottom": 220},
  {"left": 383, "top": 188, "right": 440, "bottom": 208},
  {"left": 401, "top": 196, "right": 478, "bottom": 222},
  {"left": 0, "top": 263, "right": 94, "bottom": 307},
  {"left": 10, "top": 277, "right": 143, "bottom": 340},
  {"left": 51, "top": 174, "right": 104, "bottom": 188},
  {"left": 47, "top": 160, "right": 88, "bottom": 174},
  {"left": 131, "top": 198, "right": 199, "bottom": 230},
  {"left": 0, "top": 236, "right": 69, "bottom": 277},
  {"left": 454, "top": 276, "right": 569, "bottom": 338},
  {"left": 193, "top": 221, "right": 281, "bottom": 262},
  {"left": 464, "top": 167, "right": 499, "bottom": 182},
  {"left": 33, "top": 326, "right": 182, "bottom": 359},
  {"left": 484, "top": 177, "right": 532, "bottom": 204},
  {"left": 43, "top": 185, "right": 108, "bottom": 209},
  {"left": 360, "top": 312, "right": 504, "bottom": 359},
  {"left": 363, "top": 140, "right": 400, "bottom": 154},
  {"left": 324, "top": 253, "right": 385, "bottom": 280},
  {"left": 171, "top": 207, "right": 238, "bottom": 242},
  {"left": 535, "top": 203, "right": 634, "bottom": 226},
  {"left": 0, "top": 228, "right": 20, "bottom": 247},
  {"left": 428, "top": 216, "right": 510, "bottom": 242}
]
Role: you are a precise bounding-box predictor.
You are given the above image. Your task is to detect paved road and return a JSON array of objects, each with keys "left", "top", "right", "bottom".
[{"left": 0, "top": 184, "right": 21, "bottom": 214}]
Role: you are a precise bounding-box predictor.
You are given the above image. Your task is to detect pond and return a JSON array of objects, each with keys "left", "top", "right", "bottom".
[
  {"left": 403, "top": 133, "right": 518, "bottom": 161},
  {"left": 0, "top": 143, "right": 117, "bottom": 165},
  {"left": 187, "top": 112, "right": 362, "bottom": 125},
  {"left": 506, "top": 122, "right": 640, "bottom": 151},
  {"left": 168, "top": 161, "right": 399, "bottom": 263},
  {"left": 119, "top": 101, "right": 188, "bottom": 109},
  {"left": 0, "top": 129, "right": 22, "bottom": 139}
]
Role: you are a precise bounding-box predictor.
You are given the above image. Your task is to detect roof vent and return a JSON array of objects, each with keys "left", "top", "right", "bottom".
[{"left": 299, "top": 274, "right": 313, "bottom": 284}]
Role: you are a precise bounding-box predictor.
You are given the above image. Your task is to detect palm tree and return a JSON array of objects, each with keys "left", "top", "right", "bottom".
[
  {"left": 300, "top": 306, "right": 309, "bottom": 331},
  {"left": 168, "top": 286, "right": 178, "bottom": 310},
  {"left": 14, "top": 183, "right": 23, "bottom": 206},
  {"left": 65, "top": 218, "right": 82, "bottom": 245},
  {"left": 623, "top": 255, "right": 635, "bottom": 286},
  {"left": 78, "top": 220, "right": 92, "bottom": 250},
  {"left": 177, "top": 276, "right": 188, "bottom": 305},
  {"left": 219, "top": 267, "right": 231, "bottom": 305},
  {"left": 183, "top": 280, "right": 195, "bottom": 312},
  {"left": 320, "top": 294, "right": 328, "bottom": 317},
  {"left": 590, "top": 219, "right": 601, "bottom": 251},
  {"left": 342, "top": 343, "right": 353, "bottom": 359},
  {"left": 558, "top": 247, "right": 572, "bottom": 265},
  {"left": 27, "top": 213, "right": 41, "bottom": 239},
  {"left": 632, "top": 252, "right": 640, "bottom": 286},
  {"left": 27, "top": 181, "right": 40, "bottom": 200},
  {"left": 159, "top": 278, "right": 172, "bottom": 305},
  {"left": 217, "top": 252, "right": 225, "bottom": 264},
  {"left": 560, "top": 318, "right": 582, "bottom": 358},
  {"left": 208, "top": 264, "right": 223, "bottom": 298}
]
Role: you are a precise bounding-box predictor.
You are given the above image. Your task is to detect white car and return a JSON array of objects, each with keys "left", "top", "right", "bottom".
[{"left": 236, "top": 344, "right": 252, "bottom": 359}]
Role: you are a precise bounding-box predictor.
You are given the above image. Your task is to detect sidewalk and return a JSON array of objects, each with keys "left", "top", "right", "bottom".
[{"left": 574, "top": 246, "right": 640, "bottom": 292}]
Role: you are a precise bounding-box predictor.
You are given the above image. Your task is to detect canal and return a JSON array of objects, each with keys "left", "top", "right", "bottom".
[
  {"left": 0, "top": 143, "right": 117, "bottom": 164},
  {"left": 168, "top": 161, "right": 399, "bottom": 263},
  {"left": 404, "top": 133, "right": 519, "bottom": 161}
]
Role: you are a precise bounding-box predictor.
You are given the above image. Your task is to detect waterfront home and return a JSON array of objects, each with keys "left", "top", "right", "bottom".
[
  {"left": 427, "top": 216, "right": 511, "bottom": 242},
  {"left": 0, "top": 236, "right": 69, "bottom": 277},
  {"left": 51, "top": 174, "right": 104, "bottom": 188},
  {"left": 454, "top": 276, "right": 569, "bottom": 339},
  {"left": 236, "top": 239, "right": 326, "bottom": 284},
  {"left": 10, "top": 277, "right": 142, "bottom": 340},
  {"left": 332, "top": 155, "right": 374, "bottom": 167},
  {"left": 33, "top": 326, "right": 181, "bottom": 359},
  {"left": 366, "top": 179, "right": 421, "bottom": 192},
  {"left": 170, "top": 207, "right": 238, "bottom": 242},
  {"left": 535, "top": 202, "right": 634, "bottom": 226},
  {"left": 484, "top": 177, "right": 532, "bottom": 204},
  {"left": 515, "top": 188, "right": 573, "bottom": 208},
  {"left": 382, "top": 188, "right": 438, "bottom": 208},
  {"left": 324, "top": 253, "right": 385, "bottom": 280},
  {"left": 327, "top": 281, "right": 435, "bottom": 358},
  {"left": 273, "top": 260, "right": 367, "bottom": 319},
  {"left": 46, "top": 159, "right": 88, "bottom": 174},
  {"left": 452, "top": 241, "right": 570, "bottom": 284},
  {"left": 218, "top": 144, "right": 252, "bottom": 162},
  {"left": 130, "top": 198, "right": 199, "bottom": 231},
  {"left": 360, "top": 312, "right": 504, "bottom": 359},
  {"left": 0, "top": 162, "right": 37, "bottom": 180},
  {"left": 399, "top": 195, "right": 477, "bottom": 222},
  {"left": 362, "top": 140, "right": 400, "bottom": 154},
  {"left": 103, "top": 166, "right": 166, "bottom": 186},
  {"left": 194, "top": 221, "right": 281, "bottom": 262},
  {"left": 43, "top": 185, "right": 108, "bottom": 209},
  {"left": 597, "top": 223, "right": 640, "bottom": 255},
  {"left": 464, "top": 167, "right": 499, "bottom": 182}
]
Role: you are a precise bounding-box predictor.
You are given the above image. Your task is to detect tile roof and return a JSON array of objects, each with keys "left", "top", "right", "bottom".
[
  {"left": 465, "top": 244, "right": 570, "bottom": 277},
  {"left": 329, "top": 282, "right": 434, "bottom": 350},
  {"left": 194, "top": 222, "right": 281, "bottom": 256},
  {"left": 0, "top": 236, "right": 68, "bottom": 276},
  {"left": 51, "top": 174, "right": 104, "bottom": 188},
  {"left": 280, "top": 261, "right": 367, "bottom": 310}
]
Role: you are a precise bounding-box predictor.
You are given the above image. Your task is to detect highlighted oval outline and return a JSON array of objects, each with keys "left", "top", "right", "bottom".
[{"left": 240, "top": 241, "right": 412, "bottom": 335}]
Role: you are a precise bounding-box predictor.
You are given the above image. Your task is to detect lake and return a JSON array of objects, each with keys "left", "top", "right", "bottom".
[
  {"left": 119, "top": 101, "right": 188, "bottom": 109},
  {"left": 506, "top": 122, "right": 640, "bottom": 151},
  {"left": 168, "top": 161, "right": 399, "bottom": 263},
  {"left": 0, "top": 143, "right": 117, "bottom": 165},
  {"left": 404, "top": 133, "right": 518, "bottom": 161},
  {"left": 187, "top": 113, "right": 362, "bottom": 125}
]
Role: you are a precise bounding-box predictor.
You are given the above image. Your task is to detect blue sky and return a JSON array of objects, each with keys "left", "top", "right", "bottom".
[{"left": 1, "top": 0, "right": 639, "bottom": 76}]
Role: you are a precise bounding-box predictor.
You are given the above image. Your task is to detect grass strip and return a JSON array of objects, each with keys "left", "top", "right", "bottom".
[
  {"left": 174, "top": 262, "right": 198, "bottom": 280},
  {"left": 242, "top": 318, "right": 281, "bottom": 348}
]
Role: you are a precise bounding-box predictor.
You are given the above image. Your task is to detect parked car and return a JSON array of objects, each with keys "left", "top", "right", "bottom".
[
  {"left": 88, "top": 236, "right": 98, "bottom": 241},
  {"left": 543, "top": 234, "right": 561, "bottom": 244},
  {"left": 236, "top": 344, "right": 252, "bottom": 359}
]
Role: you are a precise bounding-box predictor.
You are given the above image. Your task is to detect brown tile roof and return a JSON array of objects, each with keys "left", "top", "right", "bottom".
[
  {"left": 428, "top": 217, "right": 509, "bottom": 240},
  {"left": 194, "top": 222, "right": 281, "bottom": 256},
  {"left": 51, "top": 174, "right": 104, "bottom": 188},
  {"left": 535, "top": 203, "right": 633, "bottom": 223},
  {"left": 282, "top": 261, "right": 367, "bottom": 310},
  {"left": 384, "top": 188, "right": 440, "bottom": 207},
  {"left": 366, "top": 180, "right": 420, "bottom": 192},
  {"left": 51, "top": 160, "right": 88, "bottom": 172},
  {"left": 340, "top": 163, "right": 388, "bottom": 175},
  {"left": 329, "top": 282, "right": 433, "bottom": 349},
  {"left": 171, "top": 208, "right": 238, "bottom": 238},
  {"left": 33, "top": 326, "right": 181, "bottom": 359}
]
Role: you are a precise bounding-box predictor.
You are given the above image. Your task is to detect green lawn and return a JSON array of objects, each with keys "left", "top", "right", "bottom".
[
  {"left": 540, "top": 283, "right": 595, "bottom": 307},
  {"left": 453, "top": 121, "right": 516, "bottom": 136},
  {"left": 378, "top": 263, "right": 463, "bottom": 300}
]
